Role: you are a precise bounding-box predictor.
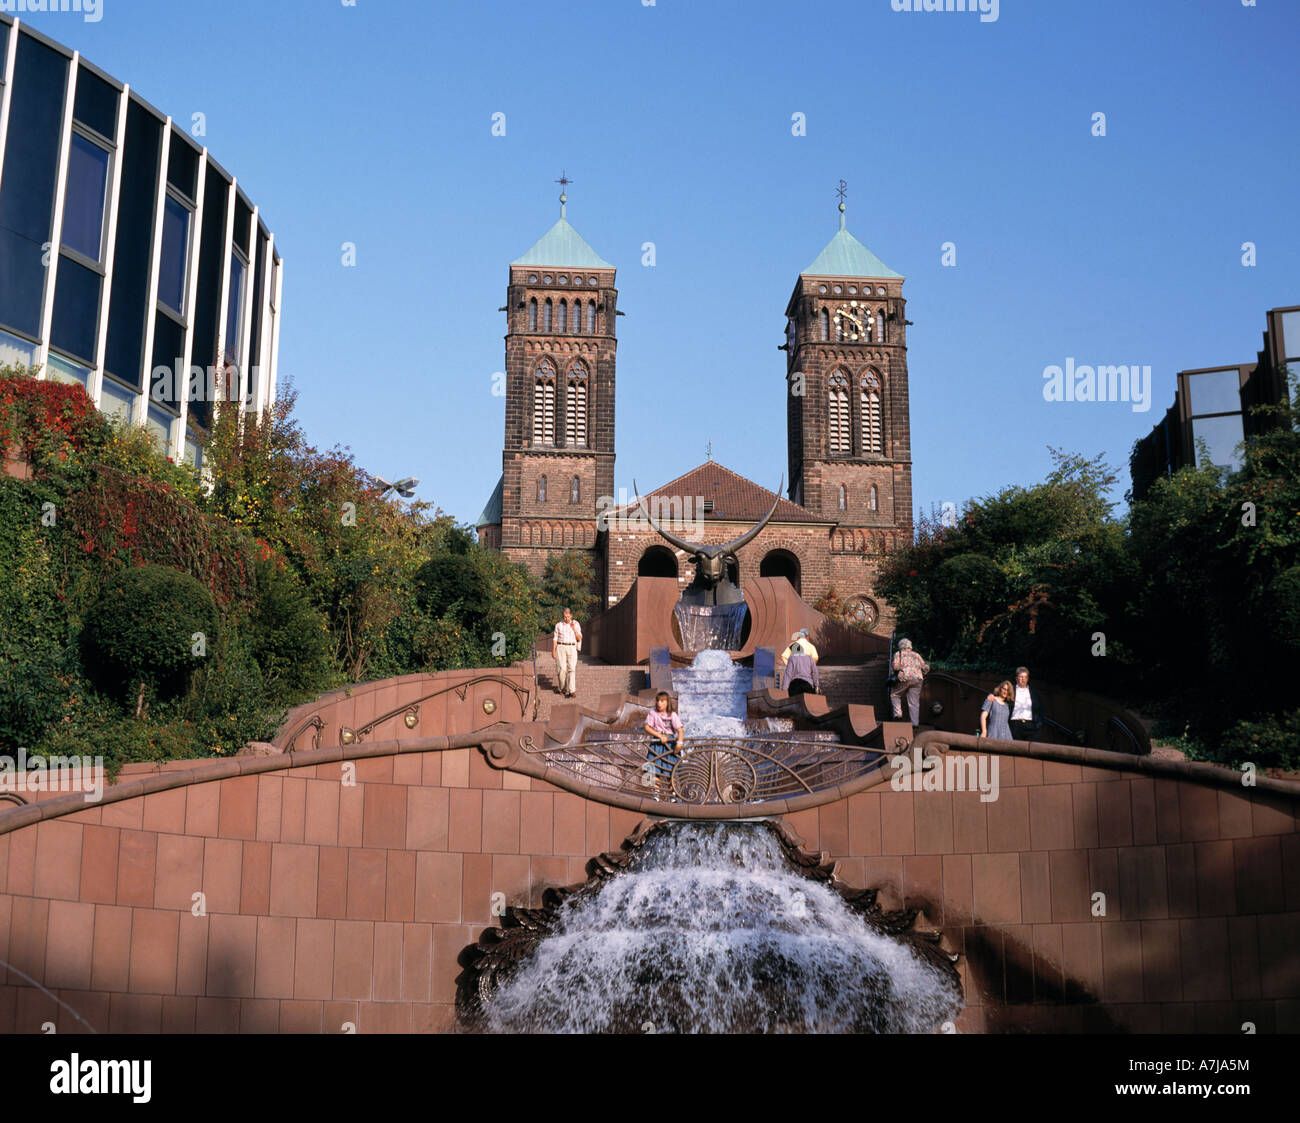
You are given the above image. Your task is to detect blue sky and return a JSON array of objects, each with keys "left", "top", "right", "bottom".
[{"left": 22, "top": 0, "right": 1300, "bottom": 525}]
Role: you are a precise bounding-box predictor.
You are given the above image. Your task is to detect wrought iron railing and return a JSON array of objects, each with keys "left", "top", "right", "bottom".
[{"left": 517, "top": 735, "right": 884, "bottom": 805}]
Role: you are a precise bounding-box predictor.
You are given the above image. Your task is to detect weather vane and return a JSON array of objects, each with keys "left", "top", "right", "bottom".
[{"left": 706, "top": 439, "right": 712, "bottom": 461}]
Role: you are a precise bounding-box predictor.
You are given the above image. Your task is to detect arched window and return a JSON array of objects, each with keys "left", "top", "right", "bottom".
[
  {"left": 532, "top": 360, "right": 556, "bottom": 445},
  {"left": 862, "top": 371, "right": 883, "bottom": 455},
  {"left": 558, "top": 300, "right": 568, "bottom": 333},
  {"left": 543, "top": 299, "right": 553, "bottom": 332},
  {"left": 586, "top": 300, "right": 596, "bottom": 333},
  {"left": 819, "top": 308, "right": 830, "bottom": 341},
  {"left": 838, "top": 483, "right": 847, "bottom": 510},
  {"left": 566, "top": 361, "right": 588, "bottom": 446},
  {"left": 828, "top": 371, "right": 850, "bottom": 456},
  {"left": 537, "top": 475, "right": 547, "bottom": 503},
  {"left": 570, "top": 476, "right": 580, "bottom": 503},
  {"left": 869, "top": 484, "right": 878, "bottom": 512},
  {"left": 877, "top": 308, "right": 886, "bottom": 343},
  {"left": 528, "top": 298, "right": 537, "bottom": 331}
]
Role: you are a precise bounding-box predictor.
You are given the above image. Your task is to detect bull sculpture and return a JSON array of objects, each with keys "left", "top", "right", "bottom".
[{"left": 633, "top": 476, "right": 784, "bottom": 606}]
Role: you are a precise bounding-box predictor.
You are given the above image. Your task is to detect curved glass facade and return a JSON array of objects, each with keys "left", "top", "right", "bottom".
[{"left": 0, "top": 15, "right": 282, "bottom": 467}]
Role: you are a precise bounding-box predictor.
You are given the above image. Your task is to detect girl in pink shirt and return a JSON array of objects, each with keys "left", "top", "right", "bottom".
[{"left": 643, "top": 691, "right": 684, "bottom": 797}]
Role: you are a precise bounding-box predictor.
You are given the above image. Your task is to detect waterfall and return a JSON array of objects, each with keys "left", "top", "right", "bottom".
[
  {"left": 477, "top": 822, "right": 962, "bottom": 1033},
  {"left": 673, "top": 600, "right": 749, "bottom": 651}
]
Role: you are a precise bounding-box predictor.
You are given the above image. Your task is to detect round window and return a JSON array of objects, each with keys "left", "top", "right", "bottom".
[
  {"left": 543, "top": 274, "right": 553, "bottom": 284},
  {"left": 844, "top": 596, "right": 879, "bottom": 630},
  {"left": 876, "top": 286, "right": 886, "bottom": 296},
  {"left": 558, "top": 275, "right": 568, "bottom": 284},
  {"left": 528, "top": 274, "right": 538, "bottom": 283},
  {"left": 833, "top": 285, "right": 842, "bottom": 294},
  {"left": 819, "top": 284, "right": 828, "bottom": 294},
  {"left": 588, "top": 276, "right": 598, "bottom": 285},
  {"left": 848, "top": 285, "right": 857, "bottom": 294}
]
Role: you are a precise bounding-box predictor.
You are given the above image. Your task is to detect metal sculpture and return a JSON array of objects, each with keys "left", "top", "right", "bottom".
[{"left": 632, "top": 476, "right": 784, "bottom": 605}]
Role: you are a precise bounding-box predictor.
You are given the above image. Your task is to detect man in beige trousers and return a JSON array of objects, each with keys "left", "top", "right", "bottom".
[{"left": 551, "top": 607, "right": 582, "bottom": 698}]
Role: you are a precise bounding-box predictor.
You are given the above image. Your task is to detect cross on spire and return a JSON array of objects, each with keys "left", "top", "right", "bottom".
[
  {"left": 835, "top": 179, "right": 847, "bottom": 204},
  {"left": 556, "top": 170, "right": 573, "bottom": 218}
]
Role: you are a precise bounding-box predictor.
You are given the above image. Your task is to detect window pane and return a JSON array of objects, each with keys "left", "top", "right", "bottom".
[
  {"left": 146, "top": 403, "right": 171, "bottom": 453},
  {"left": 1192, "top": 414, "right": 1243, "bottom": 469},
  {"left": 99, "top": 378, "right": 135, "bottom": 424},
  {"left": 0, "top": 327, "right": 38, "bottom": 368},
  {"left": 47, "top": 351, "right": 91, "bottom": 387},
  {"left": 62, "top": 133, "right": 110, "bottom": 261},
  {"left": 1281, "top": 310, "right": 1300, "bottom": 362},
  {"left": 224, "top": 252, "right": 245, "bottom": 362},
  {"left": 72, "top": 66, "right": 119, "bottom": 141},
  {"left": 1186, "top": 368, "right": 1240, "bottom": 416},
  {"left": 158, "top": 196, "right": 190, "bottom": 314},
  {"left": 166, "top": 131, "right": 199, "bottom": 198},
  {"left": 50, "top": 253, "right": 101, "bottom": 363}
]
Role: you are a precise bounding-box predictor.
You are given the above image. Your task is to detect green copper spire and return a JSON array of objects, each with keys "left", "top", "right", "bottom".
[
  {"left": 511, "top": 182, "right": 613, "bottom": 269},
  {"left": 803, "top": 199, "right": 902, "bottom": 279}
]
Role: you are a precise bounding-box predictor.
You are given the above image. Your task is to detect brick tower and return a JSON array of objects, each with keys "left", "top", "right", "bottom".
[
  {"left": 482, "top": 191, "right": 617, "bottom": 585},
  {"left": 783, "top": 200, "right": 913, "bottom": 626}
]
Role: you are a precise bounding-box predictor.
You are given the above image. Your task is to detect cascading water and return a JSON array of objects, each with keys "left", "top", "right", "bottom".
[
  {"left": 673, "top": 600, "right": 749, "bottom": 652},
  {"left": 477, "top": 822, "right": 962, "bottom": 1033},
  {"left": 467, "top": 619, "right": 962, "bottom": 1032}
]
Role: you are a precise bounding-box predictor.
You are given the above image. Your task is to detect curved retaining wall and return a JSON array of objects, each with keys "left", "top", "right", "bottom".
[{"left": 1, "top": 698, "right": 1296, "bottom": 1034}]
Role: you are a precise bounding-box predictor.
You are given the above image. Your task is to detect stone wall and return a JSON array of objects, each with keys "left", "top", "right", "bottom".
[{"left": 1, "top": 739, "right": 1295, "bottom": 1034}]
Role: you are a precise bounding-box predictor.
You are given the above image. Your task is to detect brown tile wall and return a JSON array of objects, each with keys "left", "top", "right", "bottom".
[{"left": 0, "top": 750, "right": 1296, "bottom": 1034}]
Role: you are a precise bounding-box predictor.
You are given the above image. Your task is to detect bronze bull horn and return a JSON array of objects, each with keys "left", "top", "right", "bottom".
[{"left": 632, "top": 476, "right": 784, "bottom": 556}]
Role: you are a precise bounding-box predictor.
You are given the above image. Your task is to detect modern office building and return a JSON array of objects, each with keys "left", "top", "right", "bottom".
[
  {"left": 0, "top": 15, "right": 282, "bottom": 468},
  {"left": 1130, "top": 306, "right": 1298, "bottom": 500}
]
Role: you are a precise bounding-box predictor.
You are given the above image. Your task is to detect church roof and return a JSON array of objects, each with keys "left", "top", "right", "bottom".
[
  {"left": 511, "top": 214, "right": 613, "bottom": 269},
  {"left": 803, "top": 205, "right": 902, "bottom": 279},
  {"left": 476, "top": 474, "right": 503, "bottom": 527},
  {"left": 616, "top": 461, "right": 829, "bottom": 524}
]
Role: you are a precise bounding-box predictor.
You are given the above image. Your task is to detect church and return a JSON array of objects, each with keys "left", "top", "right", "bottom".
[{"left": 476, "top": 188, "right": 914, "bottom": 633}]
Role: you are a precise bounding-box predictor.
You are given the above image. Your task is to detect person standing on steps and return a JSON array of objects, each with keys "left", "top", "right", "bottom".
[
  {"left": 890, "top": 638, "right": 930, "bottom": 725},
  {"left": 781, "top": 644, "right": 820, "bottom": 696},
  {"left": 551, "top": 607, "right": 582, "bottom": 698},
  {"left": 1008, "top": 666, "right": 1045, "bottom": 741}
]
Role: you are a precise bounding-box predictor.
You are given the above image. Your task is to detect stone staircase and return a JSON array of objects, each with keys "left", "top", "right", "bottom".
[
  {"left": 530, "top": 652, "right": 888, "bottom": 724},
  {"left": 534, "top": 651, "right": 648, "bottom": 721}
]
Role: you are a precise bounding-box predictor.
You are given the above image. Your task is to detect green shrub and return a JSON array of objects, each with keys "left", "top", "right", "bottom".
[{"left": 81, "top": 565, "right": 218, "bottom": 714}]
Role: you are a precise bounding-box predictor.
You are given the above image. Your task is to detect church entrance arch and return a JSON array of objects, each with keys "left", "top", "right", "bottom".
[
  {"left": 638, "top": 545, "right": 678, "bottom": 579},
  {"left": 759, "top": 549, "right": 801, "bottom": 595}
]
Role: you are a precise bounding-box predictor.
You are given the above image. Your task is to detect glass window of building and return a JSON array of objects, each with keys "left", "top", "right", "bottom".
[
  {"left": 225, "top": 250, "right": 246, "bottom": 362},
  {"left": 1186, "top": 368, "right": 1241, "bottom": 415},
  {"left": 62, "top": 132, "right": 111, "bottom": 262},
  {"left": 146, "top": 403, "right": 172, "bottom": 454},
  {"left": 1280, "top": 310, "right": 1300, "bottom": 362},
  {"left": 100, "top": 378, "right": 135, "bottom": 424},
  {"left": 1191, "top": 414, "right": 1244, "bottom": 470},
  {"left": 46, "top": 352, "right": 91, "bottom": 387},
  {"left": 157, "top": 195, "right": 191, "bottom": 316},
  {"left": 0, "top": 328, "right": 38, "bottom": 368}
]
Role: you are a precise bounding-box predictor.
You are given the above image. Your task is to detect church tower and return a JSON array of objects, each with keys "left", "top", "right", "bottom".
[
  {"left": 484, "top": 189, "right": 618, "bottom": 584},
  {"left": 783, "top": 198, "right": 913, "bottom": 623}
]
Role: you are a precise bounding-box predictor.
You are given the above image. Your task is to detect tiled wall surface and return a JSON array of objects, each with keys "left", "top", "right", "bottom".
[{"left": 0, "top": 749, "right": 1296, "bottom": 1034}]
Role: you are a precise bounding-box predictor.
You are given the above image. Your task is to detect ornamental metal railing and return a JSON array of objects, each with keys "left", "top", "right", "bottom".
[{"left": 519, "top": 736, "right": 884, "bottom": 805}]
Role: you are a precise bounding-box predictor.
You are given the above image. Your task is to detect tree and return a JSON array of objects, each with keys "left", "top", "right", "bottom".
[{"left": 540, "top": 549, "right": 598, "bottom": 623}]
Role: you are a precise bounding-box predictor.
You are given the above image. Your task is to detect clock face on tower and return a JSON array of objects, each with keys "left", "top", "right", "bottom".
[{"left": 833, "top": 302, "right": 865, "bottom": 342}]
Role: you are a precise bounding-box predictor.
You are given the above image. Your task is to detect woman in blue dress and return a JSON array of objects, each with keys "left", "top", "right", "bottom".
[{"left": 980, "top": 681, "right": 1014, "bottom": 740}]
